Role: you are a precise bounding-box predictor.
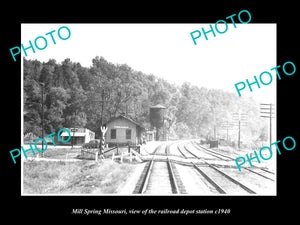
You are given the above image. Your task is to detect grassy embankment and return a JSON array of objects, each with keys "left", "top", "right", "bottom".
[{"left": 23, "top": 147, "right": 138, "bottom": 194}]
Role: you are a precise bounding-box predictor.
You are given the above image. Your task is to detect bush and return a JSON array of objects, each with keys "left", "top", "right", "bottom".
[
  {"left": 24, "top": 132, "right": 39, "bottom": 144},
  {"left": 82, "top": 140, "right": 99, "bottom": 149}
]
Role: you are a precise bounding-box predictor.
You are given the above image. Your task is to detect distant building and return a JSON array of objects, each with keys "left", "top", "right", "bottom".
[
  {"left": 145, "top": 130, "right": 156, "bottom": 142},
  {"left": 105, "top": 115, "right": 145, "bottom": 146},
  {"left": 59, "top": 128, "right": 95, "bottom": 146}
]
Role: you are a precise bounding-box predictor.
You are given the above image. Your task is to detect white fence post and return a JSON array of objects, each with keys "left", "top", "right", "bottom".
[
  {"left": 112, "top": 152, "right": 115, "bottom": 161},
  {"left": 120, "top": 152, "right": 123, "bottom": 163}
]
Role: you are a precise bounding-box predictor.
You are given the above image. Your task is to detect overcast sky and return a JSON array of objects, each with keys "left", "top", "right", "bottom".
[{"left": 21, "top": 23, "right": 276, "bottom": 103}]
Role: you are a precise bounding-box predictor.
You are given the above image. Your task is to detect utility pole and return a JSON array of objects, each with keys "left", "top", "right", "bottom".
[
  {"left": 71, "top": 127, "right": 77, "bottom": 148},
  {"left": 260, "top": 103, "right": 275, "bottom": 147},
  {"left": 40, "top": 82, "right": 45, "bottom": 158},
  {"left": 232, "top": 112, "right": 248, "bottom": 149},
  {"left": 211, "top": 107, "right": 217, "bottom": 140},
  {"left": 238, "top": 119, "right": 241, "bottom": 148},
  {"left": 220, "top": 120, "right": 233, "bottom": 142},
  {"left": 226, "top": 121, "right": 229, "bottom": 142},
  {"left": 93, "top": 89, "right": 109, "bottom": 156}
]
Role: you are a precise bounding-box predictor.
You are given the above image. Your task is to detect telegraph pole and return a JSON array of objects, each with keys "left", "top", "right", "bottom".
[
  {"left": 40, "top": 82, "right": 45, "bottom": 158},
  {"left": 232, "top": 112, "right": 248, "bottom": 149},
  {"left": 260, "top": 103, "right": 274, "bottom": 147},
  {"left": 93, "top": 89, "right": 109, "bottom": 156},
  {"left": 238, "top": 119, "right": 241, "bottom": 148},
  {"left": 220, "top": 120, "right": 235, "bottom": 142}
]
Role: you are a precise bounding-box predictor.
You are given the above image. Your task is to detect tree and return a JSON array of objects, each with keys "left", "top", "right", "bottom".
[
  {"left": 24, "top": 59, "right": 43, "bottom": 136},
  {"left": 23, "top": 56, "right": 266, "bottom": 145},
  {"left": 44, "top": 87, "right": 70, "bottom": 132},
  {"left": 39, "top": 59, "right": 56, "bottom": 92}
]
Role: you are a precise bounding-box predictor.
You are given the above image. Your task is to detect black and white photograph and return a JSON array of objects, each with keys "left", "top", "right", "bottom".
[
  {"left": 4, "top": 5, "right": 298, "bottom": 221},
  {"left": 21, "top": 23, "right": 277, "bottom": 196}
]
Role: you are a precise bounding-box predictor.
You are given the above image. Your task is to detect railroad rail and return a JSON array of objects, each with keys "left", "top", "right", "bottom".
[
  {"left": 132, "top": 140, "right": 275, "bottom": 195},
  {"left": 191, "top": 142, "right": 233, "bottom": 161},
  {"left": 192, "top": 141, "right": 275, "bottom": 181},
  {"left": 177, "top": 143, "right": 257, "bottom": 194},
  {"left": 133, "top": 143, "right": 186, "bottom": 194}
]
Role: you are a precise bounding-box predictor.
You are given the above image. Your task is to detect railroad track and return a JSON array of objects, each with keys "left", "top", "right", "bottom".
[
  {"left": 178, "top": 143, "right": 257, "bottom": 194},
  {"left": 152, "top": 143, "right": 167, "bottom": 155},
  {"left": 133, "top": 141, "right": 275, "bottom": 195},
  {"left": 176, "top": 142, "right": 197, "bottom": 158},
  {"left": 152, "top": 141, "right": 182, "bottom": 157},
  {"left": 192, "top": 141, "right": 275, "bottom": 181},
  {"left": 191, "top": 141, "right": 233, "bottom": 161},
  {"left": 133, "top": 143, "right": 186, "bottom": 194}
]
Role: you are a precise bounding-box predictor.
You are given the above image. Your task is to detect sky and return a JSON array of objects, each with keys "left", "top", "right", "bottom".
[{"left": 21, "top": 23, "right": 276, "bottom": 103}]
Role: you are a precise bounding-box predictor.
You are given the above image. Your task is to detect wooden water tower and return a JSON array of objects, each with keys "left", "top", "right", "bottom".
[{"left": 150, "top": 104, "right": 166, "bottom": 141}]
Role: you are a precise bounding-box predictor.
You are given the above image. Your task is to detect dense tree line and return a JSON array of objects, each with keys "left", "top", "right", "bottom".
[{"left": 23, "top": 56, "right": 268, "bottom": 146}]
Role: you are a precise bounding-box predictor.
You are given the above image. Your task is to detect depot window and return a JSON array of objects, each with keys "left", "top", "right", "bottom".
[
  {"left": 126, "top": 129, "right": 131, "bottom": 139},
  {"left": 111, "top": 129, "right": 116, "bottom": 139}
]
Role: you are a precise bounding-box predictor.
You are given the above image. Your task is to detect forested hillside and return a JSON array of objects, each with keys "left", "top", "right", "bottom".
[{"left": 23, "top": 56, "right": 268, "bottom": 146}]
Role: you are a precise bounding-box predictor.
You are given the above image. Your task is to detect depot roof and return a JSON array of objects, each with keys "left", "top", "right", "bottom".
[{"left": 105, "top": 115, "right": 145, "bottom": 130}]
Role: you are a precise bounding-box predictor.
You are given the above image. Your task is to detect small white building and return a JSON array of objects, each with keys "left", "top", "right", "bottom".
[{"left": 59, "top": 128, "right": 95, "bottom": 145}]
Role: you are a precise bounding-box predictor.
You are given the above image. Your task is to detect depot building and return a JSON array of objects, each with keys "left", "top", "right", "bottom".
[{"left": 105, "top": 115, "right": 145, "bottom": 146}]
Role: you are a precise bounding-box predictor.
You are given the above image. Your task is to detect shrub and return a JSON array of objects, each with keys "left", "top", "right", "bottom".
[{"left": 82, "top": 140, "right": 99, "bottom": 149}]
